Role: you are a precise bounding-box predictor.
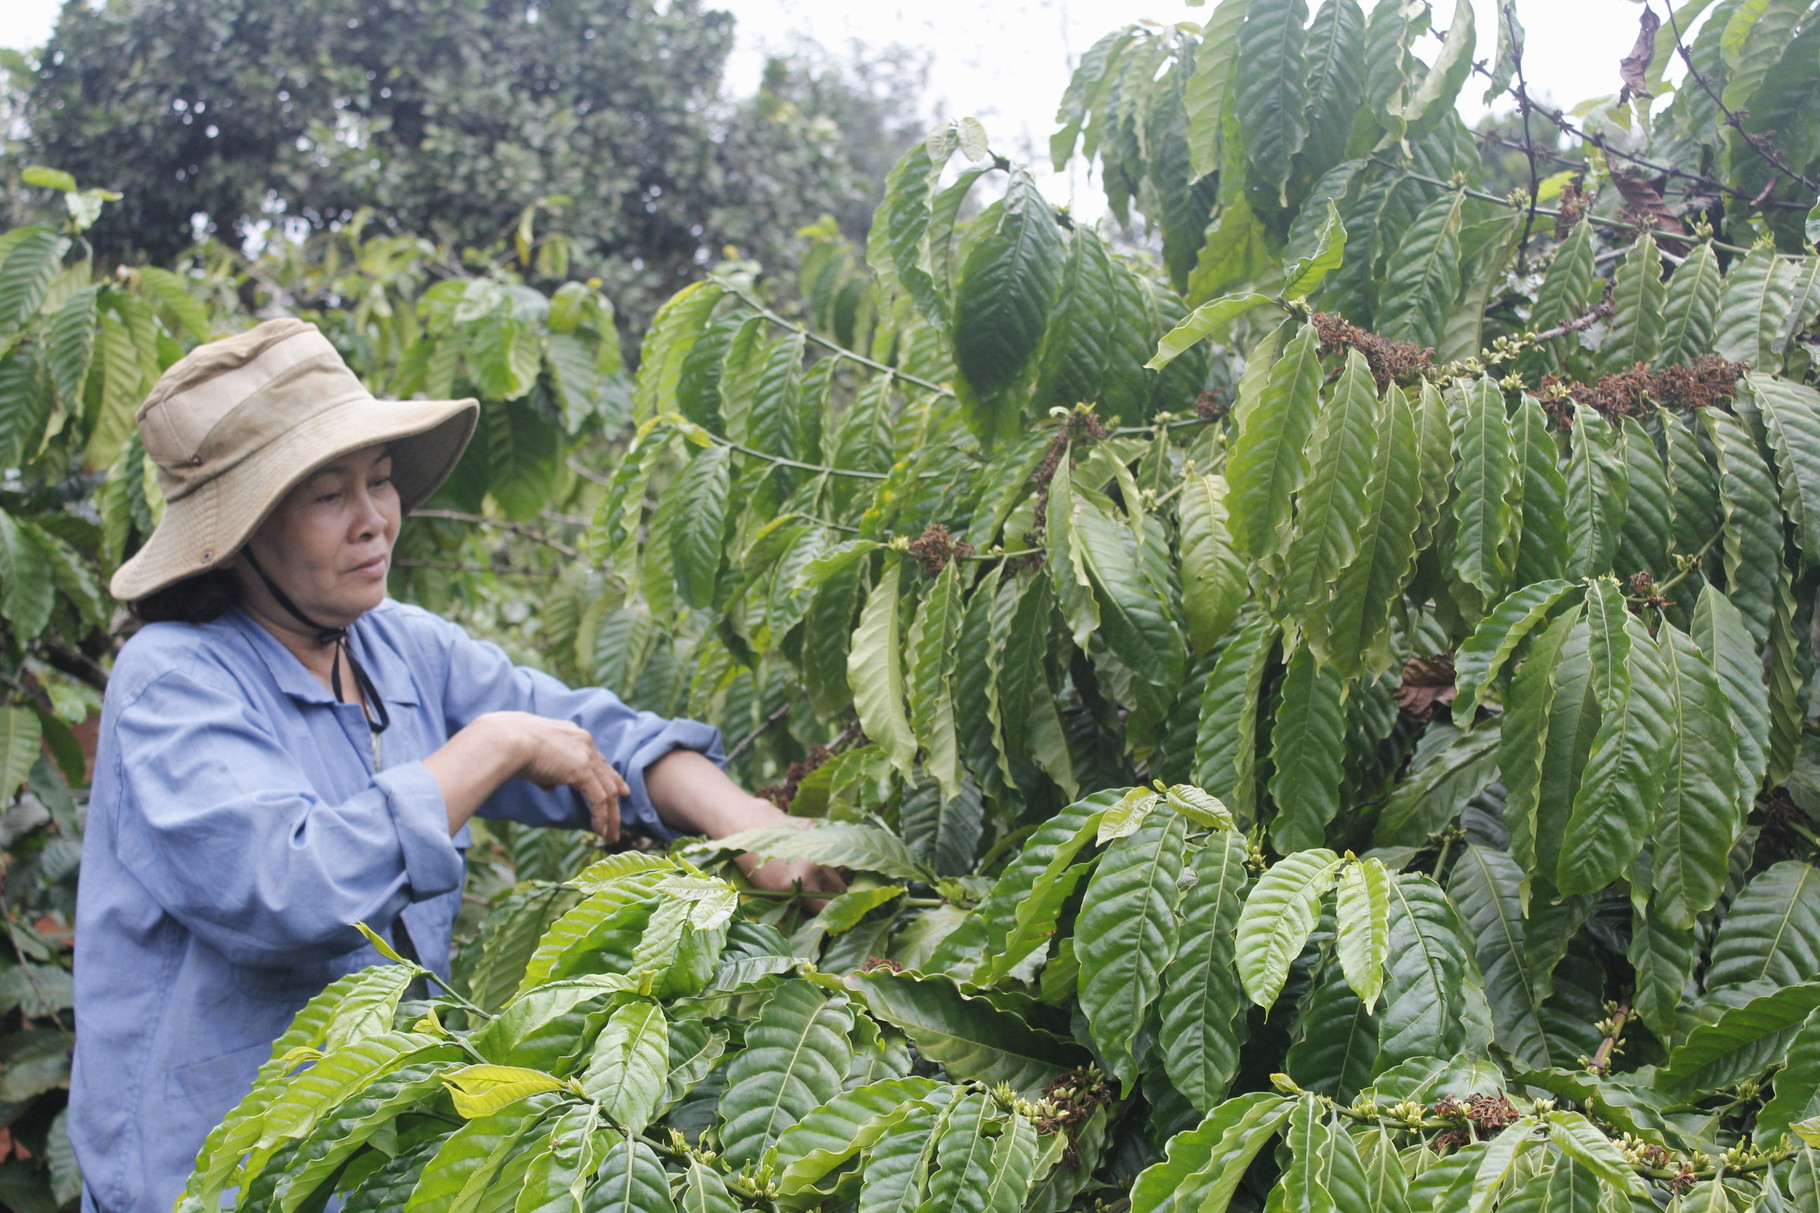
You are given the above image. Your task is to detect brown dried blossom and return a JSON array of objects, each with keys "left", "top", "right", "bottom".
[
  {"left": 1538, "top": 354, "right": 1748, "bottom": 425},
  {"left": 1311, "top": 313, "right": 1434, "bottom": 388},
  {"left": 907, "top": 524, "right": 974, "bottom": 576}
]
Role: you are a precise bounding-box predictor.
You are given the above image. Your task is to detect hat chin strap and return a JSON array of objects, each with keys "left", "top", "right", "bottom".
[{"left": 240, "top": 548, "right": 391, "bottom": 735}]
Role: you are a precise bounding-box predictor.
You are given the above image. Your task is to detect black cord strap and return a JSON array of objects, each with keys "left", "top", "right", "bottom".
[{"left": 241, "top": 549, "right": 391, "bottom": 735}]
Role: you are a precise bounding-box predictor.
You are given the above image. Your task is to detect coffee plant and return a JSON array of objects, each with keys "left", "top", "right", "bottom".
[{"left": 27, "top": 0, "right": 1820, "bottom": 1208}]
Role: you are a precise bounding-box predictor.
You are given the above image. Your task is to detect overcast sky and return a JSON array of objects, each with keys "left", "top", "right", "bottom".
[{"left": 0, "top": 0, "right": 1670, "bottom": 218}]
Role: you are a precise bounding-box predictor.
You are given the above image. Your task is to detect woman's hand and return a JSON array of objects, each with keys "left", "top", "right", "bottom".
[
  {"left": 480, "top": 711, "right": 630, "bottom": 843},
  {"left": 736, "top": 814, "right": 848, "bottom": 911},
  {"left": 644, "top": 750, "right": 846, "bottom": 908}
]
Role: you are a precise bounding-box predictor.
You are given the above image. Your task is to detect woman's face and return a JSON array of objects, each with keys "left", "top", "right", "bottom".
[{"left": 238, "top": 443, "right": 400, "bottom": 628}]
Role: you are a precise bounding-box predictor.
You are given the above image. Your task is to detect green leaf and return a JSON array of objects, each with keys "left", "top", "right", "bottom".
[
  {"left": 579, "top": 999, "right": 668, "bottom": 1134},
  {"left": 669, "top": 445, "right": 730, "bottom": 609},
  {"left": 466, "top": 885, "right": 586, "bottom": 1015},
  {"left": 633, "top": 281, "right": 726, "bottom": 423},
  {"left": 1752, "top": 375, "right": 1820, "bottom": 562},
  {"left": 1660, "top": 981, "right": 1820, "bottom": 1096},
  {"left": 1372, "top": 723, "right": 1501, "bottom": 851},
  {"left": 267, "top": 1062, "right": 461, "bottom": 1213},
  {"left": 0, "top": 706, "right": 42, "bottom": 806},
  {"left": 1158, "top": 830, "right": 1249, "bottom": 1113},
  {"left": 848, "top": 554, "right": 917, "bottom": 780},
  {"left": 1707, "top": 862, "right": 1820, "bottom": 991},
  {"left": 1177, "top": 473, "right": 1248, "bottom": 655},
  {"left": 1376, "top": 874, "right": 1482, "bottom": 1072},
  {"left": 1558, "top": 586, "right": 1667, "bottom": 896},
  {"left": 1166, "top": 784, "right": 1235, "bottom": 830},
  {"left": 0, "top": 512, "right": 55, "bottom": 640},
  {"left": 1499, "top": 604, "right": 1586, "bottom": 884},
  {"left": 1602, "top": 234, "right": 1666, "bottom": 370},
  {"left": 678, "top": 1160, "right": 740, "bottom": 1213},
  {"left": 442, "top": 1064, "right": 569, "bottom": 1119},
  {"left": 1070, "top": 487, "right": 1186, "bottom": 725},
  {"left": 1308, "top": 382, "right": 1421, "bottom": 674},
  {"left": 1193, "top": 607, "right": 1277, "bottom": 823},
  {"left": 1714, "top": 243, "right": 1792, "bottom": 369},
  {"left": 906, "top": 562, "right": 964, "bottom": 802},
  {"left": 1284, "top": 968, "right": 1378, "bottom": 1102},
  {"left": 1280, "top": 351, "right": 1380, "bottom": 632},
  {"left": 1452, "top": 580, "right": 1578, "bottom": 726},
  {"left": 1449, "top": 376, "right": 1517, "bottom": 604},
  {"left": 1704, "top": 406, "right": 1783, "bottom": 648},
  {"left": 1511, "top": 397, "right": 1569, "bottom": 585},
  {"left": 1759, "top": 1010, "right": 1820, "bottom": 1143},
  {"left": 771, "top": 1076, "right": 943, "bottom": 1198},
  {"left": 1398, "top": 0, "right": 1476, "bottom": 130},
  {"left": 952, "top": 172, "right": 1065, "bottom": 427},
  {"left": 1147, "top": 292, "right": 1274, "bottom": 370},
  {"left": 586, "top": 1135, "right": 676, "bottom": 1213},
  {"left": 708, "top": 823, "right": 934, "bottom": 885},
  {"left": 930, "top": 789, "right": 1115, "bottom": 978},
  {"left": 1077, "top": 809, "right": 1190, "bottom": 1085},
  {"left": 1267, "top": 648, "right": 1349, "bottom": 855},
  {"left": 842, "top": 969, "right": 1089, "bottom": 1095},
  {"left": 1628, "top": 897, "right": 1701, "bottom": 1049},
  {"left": 1127, "top": 1092, "right": 1296, "bottom": 1213},
  {"left": 1235, "top": 848, "right": 1345, "bottom": 1008},
  {"left": 717, "top": 981, "right": 855, "bottom": 1167},
  {"left": 1227, "top": 323, "right": 1323, "bottom": 572},
  {"left": 1520, "top": 221, "right": 1597, "bottom": 375},
  {"left": 1233, "top": 0, "right": 1311, "bottom": 204},
  {"left": 0, "top": 229, "right": 64, "bottom": 340},
  {"left": 1185, "top": 0, "right": 1250, "bottom": 179},
  {"left": 1661, "top": 241, "right": 1724, "bottom": 365},
  {"left": 1543, "top": 1111, "right": 1649, "bottom": 1198},
  {"left": 1449, "top": 845, "right": 1552, "bottom": 1069},
  {"left": 854, "top": 1094, "right": 944, "bottom": 1213},
  {"left": 1648, "top": 620, "right": 1745, "bottom": 929},
  {"left": 1335, "top": 858, "right": 1391, "bottom": 1011},
  {"left": 1282, "top": 203, "right": 1347, "bottom": 300},
  {"left": 1377, "top": 192, "right": 1464, "bottom": 350}
]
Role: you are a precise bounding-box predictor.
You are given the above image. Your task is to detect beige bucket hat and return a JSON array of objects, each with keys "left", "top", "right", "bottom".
[{"left": 110, "top": 317, "right": 479, "bottom": 602}]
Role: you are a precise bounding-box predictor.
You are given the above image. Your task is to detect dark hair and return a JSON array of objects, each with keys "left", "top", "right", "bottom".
[{"left": 130, "top": 567, "right": 242, "bottom": 626}]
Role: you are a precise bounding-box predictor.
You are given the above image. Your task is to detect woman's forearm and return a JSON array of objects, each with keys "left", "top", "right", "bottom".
[
  {"left": 421, "top": 716, "right": 523, "bottom": 834},
  {"left": 645, "top": 748, "right": 791, "bottom": 837}
]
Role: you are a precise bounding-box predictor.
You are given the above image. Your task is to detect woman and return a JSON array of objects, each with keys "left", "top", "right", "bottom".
[{"left": 68, "top": 318, "right": 833, "bottom": 1213}]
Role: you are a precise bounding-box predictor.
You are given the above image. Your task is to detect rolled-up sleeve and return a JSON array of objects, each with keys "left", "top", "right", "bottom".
[
  {"left": 433, "top": 623, "right": 723, "bottom": 842},
  {"left": 111, "top": 669, "right": 462, "bottom": 967}
]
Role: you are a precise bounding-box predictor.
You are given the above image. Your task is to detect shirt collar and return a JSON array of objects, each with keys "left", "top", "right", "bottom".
[{"left": 225, "top": 606, "right": 421, "bottom": 708}]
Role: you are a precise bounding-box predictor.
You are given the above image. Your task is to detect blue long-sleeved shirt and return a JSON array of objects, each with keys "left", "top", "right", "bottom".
[{"left": 69, "top": 599, "right": 721, "bottom": 1213}]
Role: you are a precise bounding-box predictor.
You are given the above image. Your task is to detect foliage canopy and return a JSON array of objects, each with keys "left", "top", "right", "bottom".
[{"left": 6, "top": 0, "right": 1820, "bottom": 1209}]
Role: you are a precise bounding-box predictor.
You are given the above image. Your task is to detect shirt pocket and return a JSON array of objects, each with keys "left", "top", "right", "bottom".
[
  {"left": 231, "top": 956, "right": 341, "bottom": 1004},
  {"left": 165, "top": 1038, "right": 269, "bottom": 1117}
]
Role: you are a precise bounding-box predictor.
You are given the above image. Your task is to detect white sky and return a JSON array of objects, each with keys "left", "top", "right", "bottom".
[{"left": 0, "top": 0, "right": 1667, "bottom": 218}]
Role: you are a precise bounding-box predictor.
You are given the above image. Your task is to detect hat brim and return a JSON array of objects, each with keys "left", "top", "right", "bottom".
[{"left": 109, "top": 394, "right": 479, "bottom": 602}]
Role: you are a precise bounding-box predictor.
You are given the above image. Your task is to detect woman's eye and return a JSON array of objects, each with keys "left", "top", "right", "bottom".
[
  {"left": 316, "top": 491, "right": 342, "bottom": 505},
  {"left": 371, "top": 475, "right": 393, "bottom": 489}
]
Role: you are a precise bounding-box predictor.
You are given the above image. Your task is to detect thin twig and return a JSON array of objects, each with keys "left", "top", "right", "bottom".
[
  {"left": 709, "top": 434, "right": 888, "bottom": 480},
  {"left": 726, "top": 703, "right": 792, "bottom": 763},
  {"left": 1531, "top": 300, "right": 1613, "bottom": 343},
  {"left": 724, "top": 286, "right": 955, "bottom": 399},
  {"left": 567, "top": 455, "right": 613, "bottom": 487},
  {"left": 394, "top": 557, "right": 558, "bottom": 577},
  {"left": 1367, "top": 158, "right": 1754, "bottom": 254},
  {"left": 1504, "top": 7, "right": 1543, "bottom": 269},
  {"left": 1664, "top": 3, "right": 1819, "bottom": 193},
  {"left": 411, "top": 509, "right": 579, "bottom": 559}
]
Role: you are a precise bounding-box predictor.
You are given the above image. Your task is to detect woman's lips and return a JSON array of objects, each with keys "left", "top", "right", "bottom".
[{"left": 349, "top": 553, "right": 389, "bottom": 578}]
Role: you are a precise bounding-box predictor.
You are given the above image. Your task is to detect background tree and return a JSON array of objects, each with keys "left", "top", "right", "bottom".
[{"left": 21, "top": 0, "right": 926, "bottom": 331}]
